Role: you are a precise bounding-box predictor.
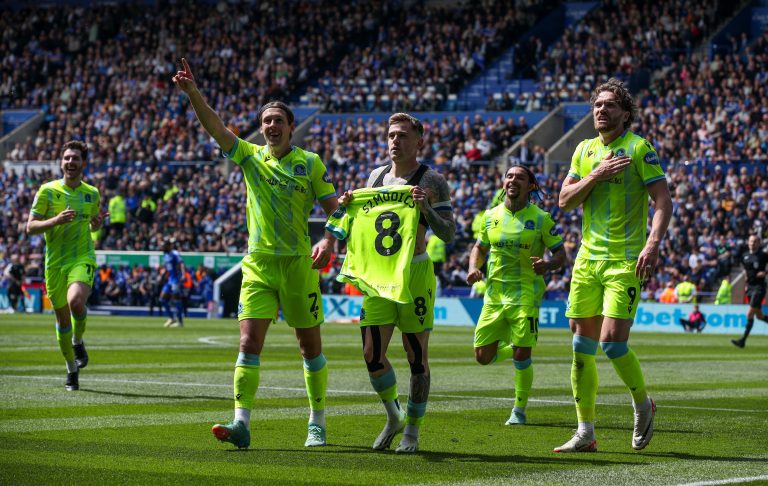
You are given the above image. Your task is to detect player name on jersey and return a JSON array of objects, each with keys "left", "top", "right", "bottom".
[{"left": 326, "top": 185, "right": 420, "bottom": 303}]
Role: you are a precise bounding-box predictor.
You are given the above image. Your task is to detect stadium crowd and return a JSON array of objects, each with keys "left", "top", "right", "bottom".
[
  {"left": 1, "top": 0, "right": 401, "bottom": 163},
  {"left": 508, "top": 0, "right": 745, "bottom": 111},
  {"left": 298, "top": 0, "right": 558, "bottom": 112}
]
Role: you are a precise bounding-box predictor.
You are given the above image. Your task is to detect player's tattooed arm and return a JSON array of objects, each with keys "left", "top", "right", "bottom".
[
  {"left": 418, "top": 171, "right": 456, "bottom": 243},
  {"left": 409, "top": 373, "right": 431, "bottom": 403}
]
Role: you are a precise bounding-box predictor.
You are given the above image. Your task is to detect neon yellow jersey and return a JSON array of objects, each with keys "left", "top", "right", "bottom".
[
  {"left": 568, "top": 131, "right": 665, "bottom": 260},
  {"left": 478, "top": 202, "right": 563, "bottom": 306},
  {"left": 326, "top": 186, "right": 420, "bottom": 303},
  {"left": 225, "top": 138, "right": 336, "bottom": 256},
  {"left": 31, "top": 179, "right": 100, "bottom": 269},
  {"left": 714, "top": 279, "right": 732, "bottom": 304}
]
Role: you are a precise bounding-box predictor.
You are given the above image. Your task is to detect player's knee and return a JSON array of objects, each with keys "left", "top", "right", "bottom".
[
  {"left": 474, "top": 348, "right": 494, "bottom": 365},
  {"left": 365, "top": 359, "right": 384, "bottom": 373},
  {"left": 68, "top": 295, "right": 87, "bottom": 314},
  {"left": 408, "top": 359, "right": 426, "bottom": 374}
]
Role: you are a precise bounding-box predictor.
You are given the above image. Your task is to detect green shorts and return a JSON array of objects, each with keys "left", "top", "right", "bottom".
[
  {"left": 360, "top": 254, "right": 435, "bottom": 333},
  {"left": 46, "top": 261, "right": 96, "bottom": 309},
  {"left": 474, "top": 304, "right": 539, "bottom": 348},
  {"left": 565, "top": 258, "right": 641, "bottom": 320},
  {"left": 238, "top": 253, "right": 323, "bottom": 328}
]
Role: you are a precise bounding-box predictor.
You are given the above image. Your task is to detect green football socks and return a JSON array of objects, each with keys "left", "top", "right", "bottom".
[
  {"left": 494, "top": 341, "right": 514, "bottom": 364},
  {"left": 513, "top": 358, "right": 533, "bottom": 409},
  {"left": 72, "top": 312, "right": 87, "bottom": 344},
  {"left": 601, "top": 341, "right": 648, "bottom": 405},
  {"left": 233, "top": 352, "right": 260, "bottom": 409},
  {"left": 56, "top": 324, "right": 75, "bottom": 364},
  {"left": 304, "top": 353, "right": 328, "bottom": 412},
  {"left": 572, "top": 336, "right": 599, "bottom": 423}
]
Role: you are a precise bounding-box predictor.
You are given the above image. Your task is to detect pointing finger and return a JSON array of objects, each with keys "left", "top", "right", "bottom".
[{"left": 181, "top": 58, "right": 191, "bottom": 75}]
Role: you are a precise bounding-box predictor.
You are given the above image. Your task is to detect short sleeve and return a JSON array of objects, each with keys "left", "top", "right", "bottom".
[
  {"left": 310, "top": 154, "right": 336, "bottom": 201},
  {"left": 634, "top": 138, "right": 665, "bottom": 185},
  {"left": 477, "top": 212, "right": 490, "bottom": 247},
  {"left": 542, "top": 212, "right": 563, "bottom": 250},
  {"left": 223, "top": 137, "right": 253, "bottom": 166},
  {"left": 92, "top": 189, "right": 101, "bottom": 217},
  {"left": 568, "top": 140, "right": 587, "bottom": 180},
  {"left": 31, "top": 186, "right": 48, "bottom": 217},
  {"left": 325, "top": 206, "right": 349, "bottom": 240}
]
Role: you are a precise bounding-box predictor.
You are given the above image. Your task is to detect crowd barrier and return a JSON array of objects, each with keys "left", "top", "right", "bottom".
[
  {"left": 2, "top": 289, "right": 765, "bottom": 336},
  {"left": 320, "top": 295, "right": 768, "bottom": 336}
]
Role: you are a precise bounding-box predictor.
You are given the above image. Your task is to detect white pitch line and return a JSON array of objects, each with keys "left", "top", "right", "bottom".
[
  {"left": 1, "top": 375, "right": 766, "bottom": 414},
  {"left": 673, "top": 476, "right": 768, "bottom": 486}
]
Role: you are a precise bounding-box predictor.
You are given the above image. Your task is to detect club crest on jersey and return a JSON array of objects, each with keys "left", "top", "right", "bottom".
[
  {"left": 614, "top": 148, "right": 627, "bottom": 157},
  {"left": 644, "top": 152, "right": 659, "bottom": 165},
  {"left": 524, "top": 220, "right": 535, "bottom": 230},
  {"left": 293, "top": 164, "right": 307, "bottom": 176},
  {"left": 85, "top": 194, "right": 92, "bottom": 202}
]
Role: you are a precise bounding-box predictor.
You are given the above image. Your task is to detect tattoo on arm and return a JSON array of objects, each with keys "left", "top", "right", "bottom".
[
  {"left": 423, "top": 171, "right": 456, "bottom": 242},
  {"left": 425, "top": 208, "right": 455, "bottom": 243},
  {"left": 409, "top": 373, "right": 431, "bottom": 404}
]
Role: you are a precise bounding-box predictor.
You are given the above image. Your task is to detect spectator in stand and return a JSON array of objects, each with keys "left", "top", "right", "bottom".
[
  {"left": 658, "top": 281, "right": 677, "bottom": 303},
  {"left": 675, "top": 274, "right": 697, "bottom": 303},
  {"left": 714, "top": 275, "right": 732, "bottom": 305}
]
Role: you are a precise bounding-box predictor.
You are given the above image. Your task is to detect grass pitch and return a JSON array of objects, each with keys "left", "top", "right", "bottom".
[{"left": 1, "top": 314, "right": 766, "bottom": 485}]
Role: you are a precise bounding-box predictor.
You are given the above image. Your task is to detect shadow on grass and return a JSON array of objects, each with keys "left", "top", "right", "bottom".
[
  {"left": 80, "top": 388, "right": 228, "bottom": 401},
  {"left": 231, "top": 443, "right": 641, "bottom": 466}
]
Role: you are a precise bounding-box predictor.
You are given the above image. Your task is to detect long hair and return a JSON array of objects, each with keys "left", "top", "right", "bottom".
[{"left": 508, "top": 164, "right": 544, "bottom": 202}]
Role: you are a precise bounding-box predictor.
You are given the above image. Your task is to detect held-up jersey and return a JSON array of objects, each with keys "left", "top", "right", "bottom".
[
  {"left": 326, "top": 185, "right": 420, "bottom": 303},
  {"left": 30, "top": 179, "right": 100, "bottom": 269},
  {"left": 478, "top": 202, "right": 563, "bottom": 306},
  {"left": 225, "top": 138, "right": 336, "bottom": 256},
  {"left": 568, "top": 131, "right": 665, "bottom": 261}
]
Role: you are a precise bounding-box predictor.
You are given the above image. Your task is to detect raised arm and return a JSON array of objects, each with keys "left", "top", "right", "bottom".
[{"left": 172, "top": 58, "right": 236, "bottom": 154}]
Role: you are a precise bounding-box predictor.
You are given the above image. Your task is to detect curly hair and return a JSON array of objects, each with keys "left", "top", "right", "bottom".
[
  {"left": 61, "top": 140, "right": 89, "bottom": 161},
  {"left": 590, "top": 77, "right": 637, "bottom": 130}
]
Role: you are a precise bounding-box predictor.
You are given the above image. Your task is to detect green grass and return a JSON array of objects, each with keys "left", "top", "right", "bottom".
[{"left": 1, "top": 314, "right": 767, "bottom": 485}]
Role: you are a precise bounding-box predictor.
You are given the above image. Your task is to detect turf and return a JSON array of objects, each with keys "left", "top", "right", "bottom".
[{"left": 1, "top": 314, "right": 766, "bottom": 485}]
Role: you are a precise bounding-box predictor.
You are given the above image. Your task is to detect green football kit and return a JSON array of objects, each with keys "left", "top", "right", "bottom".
[
  {"left": 224, "top": 137, "right": 336, "bottom": 324},
  {"left": 223, "top": 137, "right": 336, "bottom": 423},
  {"left": 474, "top": 202, "right": 563, "bottom": 348},
  {"left": 563, "top": 130, "right": 663, "bottom": 427},
  {"left": 31, "top": 179, "right": 100, "bottom": 308},
  {"left": 565, "top": 130, "right": 665, "bottom": 320}
]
